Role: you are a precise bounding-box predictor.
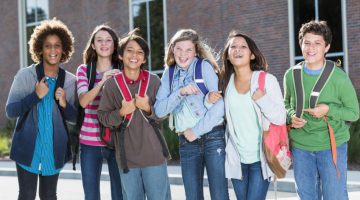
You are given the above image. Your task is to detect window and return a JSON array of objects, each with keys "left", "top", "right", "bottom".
[
  {"left": 18, "top": 0, "right": 49, "bottom": 67},
  {"left": 290, "top": 0, "right": 347, "bottom": 72},
  {"left": 129, "top": 0, "right": 166, "bottom": 74}
]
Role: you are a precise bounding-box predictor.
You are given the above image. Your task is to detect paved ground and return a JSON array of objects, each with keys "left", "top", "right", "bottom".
[
  {"left": 0, "top": 175, "right": 299, "bottom": 199},
  {"left": 1, "top": 160, "right": 360, "bottom": 199}
]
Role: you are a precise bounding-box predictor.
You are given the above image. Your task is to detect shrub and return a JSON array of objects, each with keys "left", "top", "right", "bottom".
[
  {"left": 0, "top": 120, "right": 15, "bottom": 157},
  {"left": 162, "top": 119, "right": 179, "bottom": 161},
  {"left": 348, "top": 118, "right": 360, "bottom": 164}
]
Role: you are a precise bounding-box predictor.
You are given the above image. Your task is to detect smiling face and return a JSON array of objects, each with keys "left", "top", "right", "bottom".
[
  {"left": 91, "top": 30, "right": 114, "bottom": 59},
  {"left": 42, "top": 34, "right": 63, "bottom": 67},
  {"left": 120, "top": 40, "right": 146, "bottom": 70},
  {"left": 227, "top": 36, "right": 255, "bottom": 69},
  {"left": 301, "top": 32, "right": 330, "bottom": 69},
  {"left": 172, "top": 40, "right": 196, "bottom": 70}
]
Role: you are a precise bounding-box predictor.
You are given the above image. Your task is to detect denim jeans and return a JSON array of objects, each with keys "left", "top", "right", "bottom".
[
  {"left": 16, "top": 164, "right": 59, "bottom": 200},
  {"left": 292, "top": 143, "right": 348, "bottom": 200},
  {"left": 231, "top": 161, "right": 270, "bottom": 200},
  {"left": 118, "top": 162, "right": 171, "bottom": 200},
  {"left": 179, "top": 126, "right": 229, "bottom": 200},
  {"left": 80, "top": 144, "right": 122, "bottom": 200}
]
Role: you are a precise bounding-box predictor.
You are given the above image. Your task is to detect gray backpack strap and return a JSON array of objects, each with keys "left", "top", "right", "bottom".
[
  {"left": 293, "top": 62, "right": 304, "bottom": 118},
  {"left": 309, "top": 60, "right": 335, "bottom": 108}
]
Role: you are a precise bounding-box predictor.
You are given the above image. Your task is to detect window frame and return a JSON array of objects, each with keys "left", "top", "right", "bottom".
[
  {"left": 128, "top": 0, "right": 167, "bottom": 74},
  {"left": 288, "top": 0, "right": 348, "bottom": 73},
  {"left": 18, "top": 0, "right": 49, "bottom": 68}
]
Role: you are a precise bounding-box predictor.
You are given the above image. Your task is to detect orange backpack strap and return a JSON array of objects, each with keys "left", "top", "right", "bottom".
[{"left": 324, "top": 115, "right": 340, "bottom": 177}]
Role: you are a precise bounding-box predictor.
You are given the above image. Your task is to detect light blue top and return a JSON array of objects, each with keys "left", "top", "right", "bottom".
[
  {"left": 303, "top": 64, "right": 323, "bottom": 76},
  {"left": 227, "top": 82, "right": 261, "bottom": 164},
  {"left": 155, "top": 57, "right": 224, "bottom": 137},
  {"left": 19, "top": 77, "right": 61, "bottom": 175}
]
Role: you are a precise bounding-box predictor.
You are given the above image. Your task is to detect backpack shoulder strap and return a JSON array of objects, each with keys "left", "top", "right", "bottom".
[
  {"left": 292, "top": 61, "right": 305, "bottom": 118},
  {"left": 139, "top": 70, "right": 150, "bottom": 97},
  {"left": 194, "top": 58, "right": 209, "bottom": 95},
  {"left": 114, "top": 72, "right": 133, "bottom": 124},
  {"left": 168, "top": 65, "right": 175, "bottom": 92},
  {"left": 35, "top": 62, "right": 45, "bottom": 81},
  {"left": 309, "top": 60, "right": 335, "bottom": 108},
  {"left": 87, "top": 62, "right": 97, "bottom": 90},
  {"left": 114, "top": 70, "right": 151, "bottom": 126},
  {"left": 258, "top": 71, "right": 266, "bottom": 92}
]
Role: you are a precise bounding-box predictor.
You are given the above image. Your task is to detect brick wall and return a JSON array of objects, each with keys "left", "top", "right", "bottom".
[
  {"left": 0, "top": 0, "right": 129, "bottom": 126},
  {"left": 50, "top": 0, "right": 129, "bottom": 74},
  {"left": 347, "top": 0, "right": 360, "bottom": 95},
  {"left": 0, "top": 1, "right": 20, "bottom": 127},
  {"left": 166, "top": 0, "right": 290, "bottom": 85}
]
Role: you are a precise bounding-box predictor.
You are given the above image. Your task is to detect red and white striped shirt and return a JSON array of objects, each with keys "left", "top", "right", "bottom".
[{"left": 76, "top": 64, "right": 105, "bottom": 146}]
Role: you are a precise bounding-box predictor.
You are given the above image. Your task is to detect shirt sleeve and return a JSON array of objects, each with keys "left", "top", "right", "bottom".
[
  {"left": 154, "top": 68, "right": 186, "bottom": 118},
  {"left": 327, "top": 76, "right": 359, "bottom": 122},
  {"left": 191, "top": 61, "right": 225, "bottom": 137},
  {"left": 76, "top": 64, "right": 89, "bottom": 96}
]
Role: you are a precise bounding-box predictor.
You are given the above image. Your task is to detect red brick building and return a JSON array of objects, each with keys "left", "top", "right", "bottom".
[{"left": 0, "top": 0, "right": 359, "bottom": 127}]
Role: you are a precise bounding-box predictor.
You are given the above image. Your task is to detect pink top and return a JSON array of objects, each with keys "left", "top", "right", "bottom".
[{"left": 76, "top": 64, "right": 105, "bottom": 146}]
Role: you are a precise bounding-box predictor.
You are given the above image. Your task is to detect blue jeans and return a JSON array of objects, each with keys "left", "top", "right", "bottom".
[
  {"left": 80, "top": 144, "right": 122, "bottom": 200},
  {"left": 292, "top": 143, "right": 348, "bottom": 200},
  {"left": 179, "top": 126, "right": 229, "bottom": 200},
  {"left": 231, "top": 162, "right": 270, "bottom": 200},
  {"left": 119, "top": 162, "right": 171, "bottom": 200}
]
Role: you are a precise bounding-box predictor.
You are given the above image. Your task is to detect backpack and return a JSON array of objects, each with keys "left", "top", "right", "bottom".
[
  {"left": 258, "top": 71, "right": 291, "bottom": 178},
  {"left": 107, "top": 70, "right": 170, "bottom": 173},
  {"left": 167, "top": 58, "right": 209, "bottom": 130},
  {"left": 168, "top": 58, "right": 209, "bottom": 95},
  {"left": 292, "top": 60, "right": 339, "bottom": 176},
  {"left": 16, "top": 62, "right": 75, "bottom": 169}
]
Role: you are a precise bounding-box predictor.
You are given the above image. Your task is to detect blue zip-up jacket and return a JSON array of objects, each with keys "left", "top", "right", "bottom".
[
  {"left": 154, "top": 57, "right": 224, "bottom": 137},
  {"left": 5, "top": 65, "right": 78, "bottom": 169}
]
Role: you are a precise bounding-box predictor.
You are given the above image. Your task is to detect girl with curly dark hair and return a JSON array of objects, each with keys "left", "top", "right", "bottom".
[{"left": 5, "top": 18, "right": 77, "bottom": 199}]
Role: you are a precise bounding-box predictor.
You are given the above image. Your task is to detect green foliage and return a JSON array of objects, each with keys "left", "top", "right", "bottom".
[
  {"left": 348, "top": 118, "right": 360, "bottom": 164},
  {"left": 0, "top": 136, "right": 10, "bottom": 157},
  {"left": 162, "top": 119, "right": 179, "bottom": 161},
  {"left": 133, "top": 0, "right": 165, "bottom": 71},
  {"left": 0, "top": 120, "right": 15, "bottom": 157}
]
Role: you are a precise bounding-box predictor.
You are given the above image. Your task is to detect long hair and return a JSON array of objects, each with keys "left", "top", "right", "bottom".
[
  {"left": 219, "top": 30, "right": 268, "bottom": 92},
  {"left": 164, "top": 29, "right": 219, "bottom": 72},
  {"left": 82, "top": 24, "right": 120, "bottom": 67}
]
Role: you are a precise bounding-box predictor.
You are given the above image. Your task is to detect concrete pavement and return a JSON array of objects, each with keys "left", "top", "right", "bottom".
[{"left": 1, "top": 160, "right": 360, "bottom": 199}]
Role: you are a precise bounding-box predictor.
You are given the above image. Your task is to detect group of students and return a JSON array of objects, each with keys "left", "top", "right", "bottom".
[{"left": 5, "top": 17, "right": 359, "bottom": 200}]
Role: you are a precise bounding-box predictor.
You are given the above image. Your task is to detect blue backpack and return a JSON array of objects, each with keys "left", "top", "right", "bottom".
[{"left": 168, "top": 58, "right": 209, "bottom": 95}]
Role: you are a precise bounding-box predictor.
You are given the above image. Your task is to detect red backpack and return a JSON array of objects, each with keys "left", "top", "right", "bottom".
[
  {"left": 100, "top": 70, "right": 170, "bottom": 173},
  {"left": 258, "top": 71, "right": 292, "bottom": 178},
  {"left": 100, "top": 70, "right": 150, "bottom": 148}
]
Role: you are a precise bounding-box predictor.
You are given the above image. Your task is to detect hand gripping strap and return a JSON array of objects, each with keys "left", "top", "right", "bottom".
[
  {"left": 114, "top": 70, "right": 150, "bottom": 126},
  {"left": 168, "top": 58, "right": 208, "bottom": 95}
]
